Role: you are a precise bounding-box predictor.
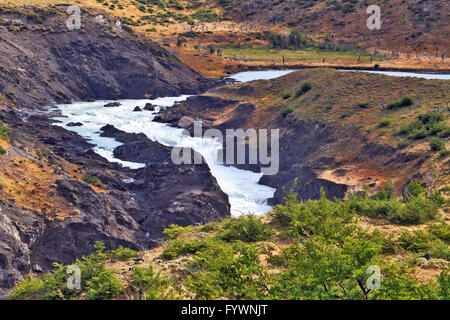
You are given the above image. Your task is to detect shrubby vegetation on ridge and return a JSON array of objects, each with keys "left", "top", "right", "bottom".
[{"left": 9, "top": 180, "right": 449, "bottom": 300}]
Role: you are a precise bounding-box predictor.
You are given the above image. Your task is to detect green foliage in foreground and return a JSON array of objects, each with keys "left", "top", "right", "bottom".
[
  {"left": 9, "top": 242, "right": 123, "bottom": 300},
  {"left": 9, "top": 185, "right": 449, "bottom": 300}
]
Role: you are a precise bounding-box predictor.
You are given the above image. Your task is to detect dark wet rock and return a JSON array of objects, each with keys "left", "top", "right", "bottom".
[
  {"left": 104, "top": 102, "right": 121, "bottom": 108},
  {"left": 177, "top": 116, "right": 213, "bottom": 136},
  {"left": 155, "top": 95, "right": 238, "bottom": 126},
  {"left": 133, "top": 106, "right": 143, "bottom": 112},
  {"left": 259, "top": 166, "right": 348, "bottom": 205},
  {"left": 67, "top": 122, "right": 83, "bottom": 127},
  {"left": 143, "top": 103, "right": 156, "bottom": 111}
]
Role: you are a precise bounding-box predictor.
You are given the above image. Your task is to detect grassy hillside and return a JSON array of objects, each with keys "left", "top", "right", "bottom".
[
  {"left": 9, "top": 185, "right": 449, "bottom": 300},
  {"left": 1, "top": 1, "right": 448, "bottom": 77}
]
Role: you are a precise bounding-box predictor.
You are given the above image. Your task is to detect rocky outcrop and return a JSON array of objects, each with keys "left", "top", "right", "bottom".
[
  {"left": 154, "top": 94, "right": 350, "bottom": 204},
  {"left": 0, "top": 6, "right": 215, "bottom": 109}
]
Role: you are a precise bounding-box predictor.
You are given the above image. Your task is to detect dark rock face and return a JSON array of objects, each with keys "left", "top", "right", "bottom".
[{"left": 0, "top": 6, "right": 216, "bottom": 109}]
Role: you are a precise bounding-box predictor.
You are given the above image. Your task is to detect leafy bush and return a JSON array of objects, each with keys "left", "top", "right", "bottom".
[
  {"left": 397, "top": 140, "right": 409, "bottom": 149},
  {"left": 163, "top": 224, "right": 192, "bottom": 239},
  {"left": 0, "top": 122, "right": 10, "bottom": 141},
  {"left": 130, "top": 266, "right": 173, "bottom": 300},
  {"left": 82, "top": 175, "right": 100, "bottom": 185},
  {"left": 110, "top": 246, "right": 139, "bottom": 261},
  {"left": 187, "top": 242, "right": 266, "bottom": 300},
  {"left": 387, "top": 95, "right": 415, "bottom": 109},
  {"left": 430, "top": 138, "right": 446, "bottom": 151},
  {"left": 8, "top": 276, "right": 45, "bottom": 300},
  {"left": 350, "top": 194, "right": 439, "bottom": 226},
  {"left": 281, "top": 107, "right": 294, "bottom": 118},
  {"left": 282, "top": 92, "right": 292, "bottom": 99},
  {"left": 398, "top": 112, "right": 448, "bottom": 140},
  {"left": 219, "top": 215, "right": 273, "bottom": 242},
  {"left": 427, "top": 222, "right": 450, "bottom": 244},
  {"left": 398, "top": 230, "right": 434, "bottom": 252},
  {"left": 9, "top": 242, "right": 123, "bottom": 300},
  {"left": 0, "top": 145, "right": 6, "bottom": 155},
  {"left": 378, "top": 119, "right": 392, "bottom": 128},
  {"left": 295, "top": 82, "right": 312, "bottom": 97},
  {"left": 162, "top": 239, "right": 207, "bottom": 260},
  {"left": 358, "top": 102, "right": 369, "bottom": 108},
  {"left": 406, "top": 179, "right": 425, "bottom": 198}
]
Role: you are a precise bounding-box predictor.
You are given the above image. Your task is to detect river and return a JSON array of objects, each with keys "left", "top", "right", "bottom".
[{"left": 51, "top": 69, "right": 449, "bottom": 216}]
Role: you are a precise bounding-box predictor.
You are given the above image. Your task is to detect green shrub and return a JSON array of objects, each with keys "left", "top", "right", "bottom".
[
  {"left": 397, "top": 112, "right": 448, "bottom": 141},
  {"left": 162, "top": 239, "right": 206, "bottom": 260},
  {"left": 388, "top": 196, "right": 438, "bottom": 225},
  {"left": 397, "top": 140, "right": 409, "bottom": 149},
  {"left": 85, "top": 269, "right": 123, "bottom": 300},
  {"left": 295, "top": 82, "right": 312, "bottom": 97},
  {"left": 82, "top": 175, "right": 100, "bottom": 185},
  {"left": 219, "top": 215, "right": 273, "bottom": 242},
  {"left": 110, "top": 246, "right": 139, "bottom": 261},
  {"left": 406, "top": 179, "right": 424, "bottom": 198},
  {"left": 429, "top": 241, "right": 450, "bottom": 260},
  {"left": 358, "top": 102, "right": 369, "bottom": 108},
  {"left": 163, "top": 224, "right": 192, "bottom": 239},
  {"left": 378, "top": 119, "right": 392, "bottom": 128},
  {"left": 430, "top": 138, "right": 446, "bottom": 151},
  {"left": 281, "top": 107, "right": 294, "bottom": 118},
  {"left": 0, "top": 145, "right": 6, "bottom": 155},
  {"left": 8, "top": 275, "right": 45, "bottom": 300},
  {"left": 130, "top": 266, "right": 173, "bottom": 300},
  {"left": 282, "top": 92, "right": 292, "bottom": 99},
  {"left": 387, "top": 95, "right": 415, "bottom": 109},
  {"left": 427, "top": 222, "right": 450, "bottom": 244},
  {"left": 398, "top": 230, "right": 434, "bottom": 252},
  {"left": 9, "top": 241, "right": 123, "bottom": 300},
  {"left": 0, "top": 122, "right": 10, "bottom": 141}
]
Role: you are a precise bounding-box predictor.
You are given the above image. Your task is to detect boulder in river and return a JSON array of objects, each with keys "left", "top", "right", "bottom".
[
  {"left": 67, "top": 122, "right": 83, "bottom": 127},
  {"left": 143, "top": 103, "right": 156, "bottom": 111},
  {"left": 104, "top": 102, "right": 121, "bottom": 108},
  {"left": 133, "top": 106, "right": 143, "bottom": 112}
]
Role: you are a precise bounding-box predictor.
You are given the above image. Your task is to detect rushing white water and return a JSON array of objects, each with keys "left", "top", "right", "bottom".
[{"left": 51, "top": 70, "right": 295, "bottom": 216}]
